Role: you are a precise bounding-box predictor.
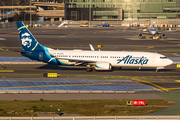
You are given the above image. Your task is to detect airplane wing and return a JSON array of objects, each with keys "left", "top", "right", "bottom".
[
  {"left": 140, "top": 31, "right": 150, "bottom": 34},
  {"left": 157, "top": 31, "right": 173, "bottom": 34},
  {"left": 123, "top": 30, "right": 150, "bottom": 34},
  {"left": 13, "top": 50, "right": 32, "bottom": 54},
  {"left": 57, "top": 58, "right": 97, "bottom": 63},
  {"left": 20, "top": 51, "right": 32, "bottom": 54}
]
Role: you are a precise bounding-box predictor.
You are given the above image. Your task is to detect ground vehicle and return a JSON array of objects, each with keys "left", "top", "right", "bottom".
[
  {"left": 80, "top": 22, "right": 88, "bottom": 27},
  {"left": 96, "top": 23, "right": 113, "bottom": 27},
  {"left": 58, "top": 21, "right": 68, "bottom": 28},
  {"left": 103, "top": 23, "right": 110, "bottom": 27}
]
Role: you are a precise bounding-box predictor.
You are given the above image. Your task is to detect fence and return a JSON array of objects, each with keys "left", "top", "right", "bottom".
[
  {"left": 0, "top": 21, "right": 61, "bottom": 29},
  {"left": 1, "top": 20, "right": 180, "bottom": 29},
  {"left": 0, "top": 116, "right": 180, "bottom": 120}
]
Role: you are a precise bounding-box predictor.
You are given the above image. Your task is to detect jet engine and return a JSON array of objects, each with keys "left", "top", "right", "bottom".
[
  {"left": 162, "top": 33, "right": 166, "bottom": 38},
  {"left": 138, "top": 33, "right": 142, "bottom": 37},
  {"left": 95, "top": 62, "right": 112, "bottom": 70}
]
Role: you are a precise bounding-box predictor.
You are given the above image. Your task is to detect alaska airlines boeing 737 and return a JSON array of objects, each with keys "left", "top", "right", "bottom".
[{"left": 17, "top": 22, "right": 173, "bottom": 72}]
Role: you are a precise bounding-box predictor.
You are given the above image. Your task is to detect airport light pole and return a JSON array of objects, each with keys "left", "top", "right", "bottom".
[
  {"left": 24, "top": 12, "right": 26, "bottom": 21},
  {"left": 12, "top": 0, "right": 13, "bottom": 12},
  {"left": 89, "top": 0, "right": 91, "bottom": 26},
  {"left": 0, "top": 2, "right": 4, "bottom": 19},
  {"left": 24, "top": 0, "right": 26, "bottom": 13},
  {"left": 30, "top": 0, "right": 32, "bottom": 27},
  {"left": 43, "top": 10, "right": 44, "bottom": 25}
]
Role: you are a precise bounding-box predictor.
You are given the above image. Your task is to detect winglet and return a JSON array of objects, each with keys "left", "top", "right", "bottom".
[{"left": 89, "top": 44, "right": 95, "bottom": 51}]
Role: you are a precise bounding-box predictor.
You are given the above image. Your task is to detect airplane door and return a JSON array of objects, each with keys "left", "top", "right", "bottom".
[{"left": 39, "top": 52, "right": 43, "bottom": 60}]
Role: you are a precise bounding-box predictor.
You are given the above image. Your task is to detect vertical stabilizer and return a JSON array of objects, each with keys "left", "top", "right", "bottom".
[
  {"left": 17, "top": 22, "right": 41, "bottom": 51},
  {"left": 149, "top": 15, "right": 151, "bottom": 27}
]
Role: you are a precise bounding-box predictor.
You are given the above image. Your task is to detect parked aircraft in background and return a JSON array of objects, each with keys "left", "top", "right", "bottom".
[
  {"left": 58, "top": 20, "right": 68, "bottom": 28},
  {"left": 17, "top": 22, "right": 173, "bottom": 72},
  {"left": 138, "top": 18, "right": 166, "bottom": 39},
  {"left": 138, "top": 26, "right": 166, "bottom": 39}
]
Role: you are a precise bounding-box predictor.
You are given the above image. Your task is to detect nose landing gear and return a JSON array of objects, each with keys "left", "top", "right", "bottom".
[
  {"left": 156, "top": 67, "right": 164, "bottom": 72},
  {"left": 156, "top": 69, "right": 159, "bottom": 72}
]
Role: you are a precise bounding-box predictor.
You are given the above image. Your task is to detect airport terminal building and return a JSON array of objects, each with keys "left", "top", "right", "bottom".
[{"left": 65, "top": 0, "right": 180, "bottom": 21}]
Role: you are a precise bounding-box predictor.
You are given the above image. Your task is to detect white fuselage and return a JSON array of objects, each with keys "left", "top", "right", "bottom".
[
  {"left": 149, "top": 27, "right": 158, "bottom": 35},
  {"left": 49, "top": 49, "right": 173, "bottom": 68}
]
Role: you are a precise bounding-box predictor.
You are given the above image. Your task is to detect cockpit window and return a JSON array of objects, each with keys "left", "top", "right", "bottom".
[{"left": 160, "top": 57, "right": 167, "bottom": 59}]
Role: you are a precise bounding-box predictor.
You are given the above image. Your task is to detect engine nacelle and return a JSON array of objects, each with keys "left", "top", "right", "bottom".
[
  {"left": 138, "top": 33, "right": 142, "bottom": 37},
  {"left": 162, "top": 33, "right": 166, "bottom": 38},
  {"left": 95, "top": 62, "right": 112, "bottom": 70}
]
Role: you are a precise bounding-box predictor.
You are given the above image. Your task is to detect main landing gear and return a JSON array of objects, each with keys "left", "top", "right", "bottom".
[
  {"left": 86, "top": 67, "right": 91, "bottom": 72},
  {"left": 156, "top": 67, "right": 164, "bottom": 72},
  {"left": 86, "top": 65, "right": 96, "bottom": 72},
  {"left": 141, "top": 36, "right": 146, "bottom": 39},
  {"left": 86, "top": 65, "right": 92, "bottom": 72}
]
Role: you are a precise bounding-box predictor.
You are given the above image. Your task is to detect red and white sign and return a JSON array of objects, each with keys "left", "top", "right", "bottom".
[{"left": 132, "top": 100, "right": 146, "bottom": 106}]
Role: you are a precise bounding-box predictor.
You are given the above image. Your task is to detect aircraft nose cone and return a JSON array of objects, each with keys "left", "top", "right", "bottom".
[
  {"left": 168, "top": 59, "right": 173, "bottom": 65},
  {"left": 151, "top": 31, "right": 156, "bottom": 35}
]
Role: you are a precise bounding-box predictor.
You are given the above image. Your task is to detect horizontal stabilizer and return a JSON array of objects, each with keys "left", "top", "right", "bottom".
[{"left": 20, "top": 51, "right": 32, "bottom": 54}]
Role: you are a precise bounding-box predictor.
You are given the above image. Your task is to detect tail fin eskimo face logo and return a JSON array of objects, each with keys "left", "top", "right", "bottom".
[{"left": 21, "top": 33, "right": 32, "bottom": 48}]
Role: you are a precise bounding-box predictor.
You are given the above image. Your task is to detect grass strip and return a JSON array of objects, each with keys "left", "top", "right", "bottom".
[{"left": 0, "top": 99, "right": 174, "bottom": 116}]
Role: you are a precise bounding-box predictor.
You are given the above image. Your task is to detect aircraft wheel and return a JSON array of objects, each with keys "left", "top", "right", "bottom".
[
  {"left": 156, "top": 69, "right": 159, "bottom": 72},
  {"left": 141, "top": 36, "right": 146, "bottom": 39},
  {"left": 86, "top": 68, "right": 91, "bottom": 72}
]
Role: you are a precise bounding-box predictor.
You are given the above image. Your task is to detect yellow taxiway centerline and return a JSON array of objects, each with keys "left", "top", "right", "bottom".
[
  {"left": 131, "top": 78, "right": 169, "bottom": 92},
  {"left": 0, "top": 70, "right": 14, "bottom": 72}
]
